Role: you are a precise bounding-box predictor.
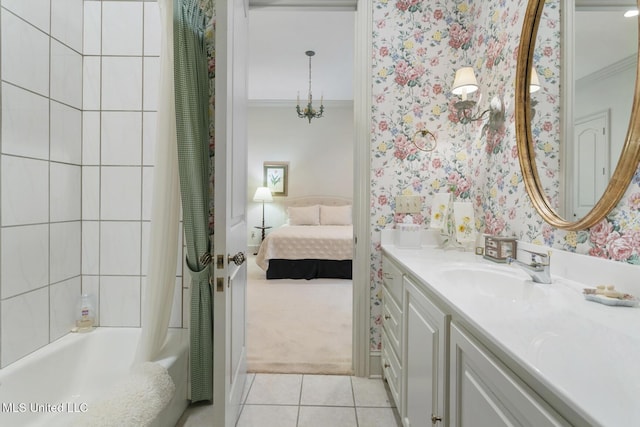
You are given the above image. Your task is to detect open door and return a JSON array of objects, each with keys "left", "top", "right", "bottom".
[{"left": 213, "top": 0, "right": 249, "bottom": 426}]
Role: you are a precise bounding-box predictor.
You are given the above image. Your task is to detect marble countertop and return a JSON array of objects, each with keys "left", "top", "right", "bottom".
[{"left": 382, "top": 243, "right": 640, "bottom": 427}]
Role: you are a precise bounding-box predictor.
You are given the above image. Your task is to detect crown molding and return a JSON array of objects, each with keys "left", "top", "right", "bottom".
[
  {"left": 576, "top": 54, "right": 637, "bottom": 89},
  {"left": 248, "top": 99, "right": 353, "bottom": 108}
]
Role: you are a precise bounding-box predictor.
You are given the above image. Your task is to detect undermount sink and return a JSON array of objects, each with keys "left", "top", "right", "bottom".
[{"left": 434, "top": 265, "right": 547, "bottom": 302}]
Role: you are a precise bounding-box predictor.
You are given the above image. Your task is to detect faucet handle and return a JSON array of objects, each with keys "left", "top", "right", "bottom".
[{"left": 522, "top": 249, "right": 550, "bottom": 264}]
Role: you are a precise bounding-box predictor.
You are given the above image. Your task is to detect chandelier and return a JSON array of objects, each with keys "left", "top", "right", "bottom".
[{"left": 296, "top": 50, "right": 324, "bottom": 123}]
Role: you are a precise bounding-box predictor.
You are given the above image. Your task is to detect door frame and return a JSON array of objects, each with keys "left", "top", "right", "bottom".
[
  {"left": 245, "top": 0, "right": 373, "bottom": 377},
  {"left": 352, "top": 0, "right": 373, "bottom": 377}
]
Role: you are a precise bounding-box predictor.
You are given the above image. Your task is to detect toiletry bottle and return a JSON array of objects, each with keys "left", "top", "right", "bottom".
[{"left": 76, "top": 294, "right": 95, "bottom": 332}]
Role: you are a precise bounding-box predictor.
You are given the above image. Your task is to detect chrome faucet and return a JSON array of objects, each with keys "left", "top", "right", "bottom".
[{"left": 507, "top": 249, "right": 552, "bottom": 284}]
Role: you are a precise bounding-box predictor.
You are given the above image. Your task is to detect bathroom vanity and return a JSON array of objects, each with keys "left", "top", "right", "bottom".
[{"left": 380, "top": 231, "right": 640, "bottom": 427}]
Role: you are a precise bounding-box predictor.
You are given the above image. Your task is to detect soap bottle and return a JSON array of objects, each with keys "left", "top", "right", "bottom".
[{"left": 76, "top": 294, "right": 95, "bottom": 332}]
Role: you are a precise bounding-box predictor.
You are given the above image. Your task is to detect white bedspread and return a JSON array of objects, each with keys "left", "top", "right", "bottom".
[{"left": 255, "top": 225, "right": 353, "bottom": 271}]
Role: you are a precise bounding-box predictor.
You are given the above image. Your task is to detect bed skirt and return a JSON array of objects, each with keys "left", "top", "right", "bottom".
[{"left": 266, "top": 259, "right": 352, "bottom": 280}]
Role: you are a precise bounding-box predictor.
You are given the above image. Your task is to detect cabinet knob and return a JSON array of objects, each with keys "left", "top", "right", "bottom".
[
  {"left": 384, "top": 363, "right": 390, "bottom": 369},
  {"left": 431, "top": 414, "right": 442, "bottom": 424},
  {"left": 384, "top": 315, "right": 391, "bottom": 320}
]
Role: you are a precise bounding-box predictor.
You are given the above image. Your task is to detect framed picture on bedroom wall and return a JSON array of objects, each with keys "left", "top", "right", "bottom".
[{"left": 263, "top": 162, "right": 288, "bottom": 196}]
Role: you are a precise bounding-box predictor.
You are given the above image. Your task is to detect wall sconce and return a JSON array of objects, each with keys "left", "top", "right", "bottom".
[
  {"left": 529, "top": 66, "right": 541, "bottom": 93},
  {"left": 451, "top": 67, "right": 505, "bottom": 131}
]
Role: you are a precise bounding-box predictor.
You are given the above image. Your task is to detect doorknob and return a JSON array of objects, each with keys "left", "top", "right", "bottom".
[{"left": 228, "top": 252, "right": 246, "bottom": 266}]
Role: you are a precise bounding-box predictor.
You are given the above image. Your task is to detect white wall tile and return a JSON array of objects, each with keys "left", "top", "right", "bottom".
[
  {"left": 81, "top": 221, "right": 100, "bottom": 275},
  {"left": 50, "top": 277, "right": 81, "bottom": 341},
  {"left": 82, "top": 112, "right": 101, "bottom": 165},
  {"left": 101, "top": 112, "right": 142, "bottom": 165},
  {"left": 100, "top": 166, "right": 141, "bottom": 220},
  {"left": 50, "top": 101, "right": 82, "bottom": 165},
  {"left": 99, "top": 276, "right": 140, "bottom": 327},
  {"left": 50, "top": 162, "right": 81, "bottom": 222},
  {"left": 142, "top": 167, "right": 154, "bottom": 221},
  {"left": 1, "top": 83, "right": 49, "bottom": 160},
  {"left": 102, "top": 2, "right": 143, "bottom": 56},
  {"left": 1, "top": 224, "right": 49, "bottom": 299},
  {"left": 50, "top": 221, "right": 81, "bottom": 283},
  {"left": 83, "top": 57, "right": 101, "bottom": 111},
  {"left": 83, "top": 1, "right": 102, "bottom": 55},
  {"left": 81, "top": 275, "right": 100, "bottom": 326},
  {"left": 143, "top": 57, "right": 160, "bottom": 111},
  {"left": 82, "top": 166, "right": 100, "bottom": 220},
  {"left": 100, "top": 221, "right": 141, "bottom": 275},
  {"left": 51, "top": 0, "right": 83, "bottom": 53},
  {"left": 1, "top": 288, "right": 49, "bottom": 368},
  {"left": 101, "top": 57, "right": 143, "bottom": 111},
  {"left": 50, "top": 40, "right": 83, "bottom": 109},
  {"left": 1, "top": 155, "right": 49, "bottom": 226},
  {"left": 1, "top": 0, "right": 51, "bottom": 33},
  {"left": 1, "top": 11, "right": 50, "bottom": 97},
  {"left": 144, "top": 2, "right": 161, "bottom": 56},
  {"left": 143, "top": 112, "right": 157, "bottom": 166}
]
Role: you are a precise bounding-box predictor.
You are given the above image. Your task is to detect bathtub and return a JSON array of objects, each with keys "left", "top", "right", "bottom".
[{"left": 0, "top": 327, "right": 189, "bottom": 427}]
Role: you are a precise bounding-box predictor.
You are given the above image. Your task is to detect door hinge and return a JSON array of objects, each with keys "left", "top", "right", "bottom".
[{"left": 216, "top": 254, "right": 224, "bottom": 269}]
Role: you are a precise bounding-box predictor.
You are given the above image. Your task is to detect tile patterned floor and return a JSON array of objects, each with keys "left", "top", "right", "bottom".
[{"left": 176, "top": 373, "right": 402, "bottom": 427}]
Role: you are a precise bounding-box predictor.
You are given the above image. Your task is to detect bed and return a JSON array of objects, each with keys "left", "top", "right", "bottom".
[{"left": 255, "top": 199, "right": 353, "bottom": 280}]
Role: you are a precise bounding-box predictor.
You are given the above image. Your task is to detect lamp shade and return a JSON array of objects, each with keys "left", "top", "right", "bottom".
[
  {"left": 529, "top": 66, "right": 541, "bottom": 93},
  {"left": 253, "top": 186, "right": 273, "bottom": 203},
  {"left": 451, "top": 67, "right": 479, "bottom": 96}
]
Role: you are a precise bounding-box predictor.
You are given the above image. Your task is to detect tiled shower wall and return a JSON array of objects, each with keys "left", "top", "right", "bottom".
[{"left": 0, "top": 0, "right": 185, "bottom": 368}]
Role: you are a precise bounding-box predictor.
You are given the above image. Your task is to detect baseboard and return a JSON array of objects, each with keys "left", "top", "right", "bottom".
[{"left": 369, "top": 350, "right": 382, "bottom": 378}]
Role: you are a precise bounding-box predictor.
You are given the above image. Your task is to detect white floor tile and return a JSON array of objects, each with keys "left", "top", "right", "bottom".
[
  {"left": 236, "top": 405, "right": 298, "bottom": 427},
  {"left": 351, "top": 377, "right": 395, "bottom": 408},
  {"left": 241, "top": 373, "right": 256, "bottom": 404},
  {"left": 300, "top": 375, "right": 354, "bottom": 407},
  {"left": 245, "top": 374, "right": 302, "bottom": 405},
  {"left": 356, "top": 407, "right": 400, "bottom": 427},
  {"left": 298, "top": 406, "right": 357, "bottom": 427}
]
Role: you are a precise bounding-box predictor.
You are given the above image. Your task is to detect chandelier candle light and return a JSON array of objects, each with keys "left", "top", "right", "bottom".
[{"left": 296, "top": 50, "right": 324, "bottom": 123}]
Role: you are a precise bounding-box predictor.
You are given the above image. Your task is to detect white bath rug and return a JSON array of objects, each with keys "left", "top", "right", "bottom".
[{"left": 71, "top": 361, "right": 175, "bottom": 427}]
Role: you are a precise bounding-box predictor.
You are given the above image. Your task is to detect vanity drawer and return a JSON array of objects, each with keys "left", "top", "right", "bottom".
[
  {"left": 382, "top": 286, "right": 402, "bottom": 355},
  {"left": 381, "top": 328, "right": 401, "bottom": 407},
  {"left": 382, "top": 255, "right": 403, "bottom": 304}
]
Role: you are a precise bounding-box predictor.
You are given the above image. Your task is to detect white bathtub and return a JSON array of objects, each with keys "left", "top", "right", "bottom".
[{"left": 0, "top": 327, "right": 189, "bottom": 427}]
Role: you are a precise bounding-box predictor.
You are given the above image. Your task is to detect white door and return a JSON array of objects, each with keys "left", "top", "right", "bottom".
[
  {"left": 213, "top": 0, "right": 249, "bottom": 426},
  {"left": 572, "top": 111, "right": 609, "bottom": 218}
]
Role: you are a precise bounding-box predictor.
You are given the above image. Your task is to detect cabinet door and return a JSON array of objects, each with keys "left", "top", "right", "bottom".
[
  {"left": 449, "top": 323, "right": 570, "bottom": 427},
  {"left": 403, "top": 277, "right": 448, "bottom": 427}
]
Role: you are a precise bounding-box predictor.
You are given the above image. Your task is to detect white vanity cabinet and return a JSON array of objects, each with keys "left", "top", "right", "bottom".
[
  {"left": 449, "top": 322, "right": 570, "bottom": 427},
  {"left": 381, "top": 255, "right": 404, "bottom": 408},
  {"left": 402, "top": 276, "right": 448, "bottom": 427}
]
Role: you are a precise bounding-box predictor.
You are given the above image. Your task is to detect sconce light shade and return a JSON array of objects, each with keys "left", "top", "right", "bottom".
[
  {"left": 451, "top": 67, "right": 479, "bottom": 98},
  {"left": 529, "top": 67, "right": 541, "bottom": 93},
  {"left": 253, "top": 186, "right": 273, "bottom": 203}
]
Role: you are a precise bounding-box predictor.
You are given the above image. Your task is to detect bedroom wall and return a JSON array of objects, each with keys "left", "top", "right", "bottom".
[{"left": 247, "top": 102, "right": 354, "bottom": 247}]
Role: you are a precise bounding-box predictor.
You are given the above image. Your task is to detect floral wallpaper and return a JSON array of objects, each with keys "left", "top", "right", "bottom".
[{"left": 370, "top": 0, "right": 640, "bottom": 351}]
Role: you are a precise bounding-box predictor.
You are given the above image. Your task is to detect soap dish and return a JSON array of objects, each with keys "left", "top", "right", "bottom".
[{"left": 583, "top": 289, "right": 639, "bottom": 307}]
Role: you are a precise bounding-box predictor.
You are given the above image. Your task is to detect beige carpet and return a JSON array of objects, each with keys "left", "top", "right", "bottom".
[{"left": 246, "top": 255, "right": 353, "bottom": 375}]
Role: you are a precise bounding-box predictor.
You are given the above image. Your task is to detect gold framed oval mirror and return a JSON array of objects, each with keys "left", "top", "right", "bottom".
[{"left": 515, "top": 0, "right": 640, "bottom": 231}]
